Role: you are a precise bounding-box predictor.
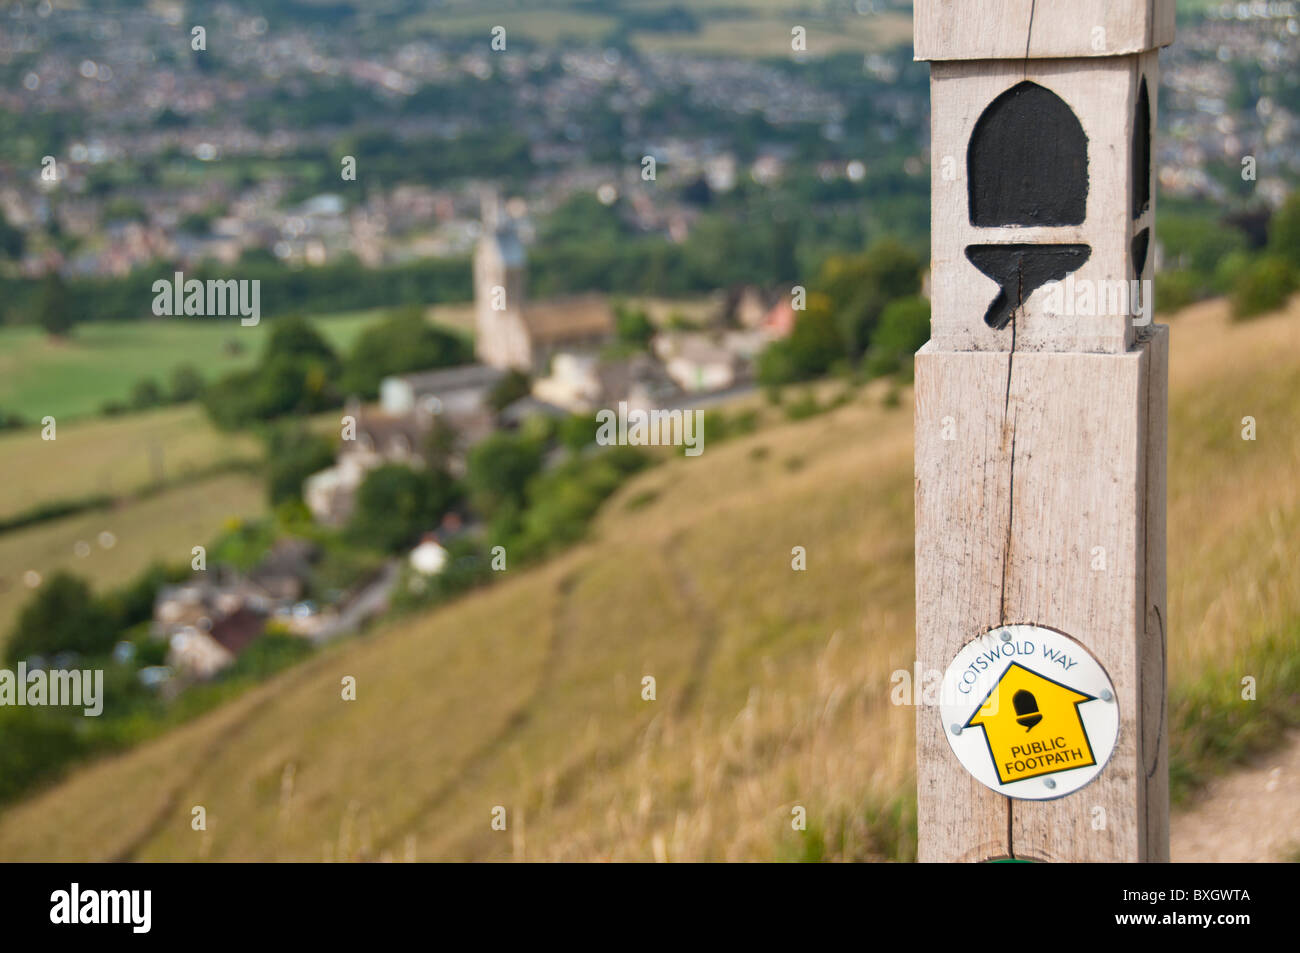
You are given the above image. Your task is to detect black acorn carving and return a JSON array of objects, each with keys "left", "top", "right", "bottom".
[{"left": 965, "top": 81, "right": 1092, "bottom": 330}]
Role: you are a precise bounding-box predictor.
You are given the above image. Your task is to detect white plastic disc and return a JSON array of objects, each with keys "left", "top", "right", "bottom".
[{"left": 938, "top": 624, "right": 1119, "bottom": 800}]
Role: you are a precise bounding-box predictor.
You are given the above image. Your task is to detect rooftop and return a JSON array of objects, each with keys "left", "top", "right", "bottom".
[{"left": 391, "top": 363, "right": 506, "bottom": 395}]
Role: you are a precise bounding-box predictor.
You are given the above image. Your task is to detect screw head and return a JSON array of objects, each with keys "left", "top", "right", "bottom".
[
  {"left": 1044, "top": 778, "right": 1057, "bottom": 790},
  {"left": 1100, "top": 689, "right": 1114, "bottom": 702},
  {"left": 999, "top": 630, "right": 1012, "bottom": 642},
  {"left": 950, "top": 723, "right": 963, "bottom": 736}
]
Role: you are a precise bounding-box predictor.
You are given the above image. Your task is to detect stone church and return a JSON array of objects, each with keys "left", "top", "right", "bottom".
[{"left": 473, "top": 193, "right": 613, "bottom": 373}]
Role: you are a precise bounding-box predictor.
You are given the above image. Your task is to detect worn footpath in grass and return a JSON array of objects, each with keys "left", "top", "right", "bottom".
[
  {"left": 1169, "top": 623, "right": 1300, "bottom": 806},
  {"left": 0, "top": 298, "right": 1296, "bottom": 860}
]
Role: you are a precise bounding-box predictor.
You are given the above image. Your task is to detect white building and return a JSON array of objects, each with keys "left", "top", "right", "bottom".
[
  {"left": 380, "top": 363, "right": 505, "bottom": 418},
  {"left": 473, "top": 191, "right": 614, "bottom": 372},
  {"left": 532, "top": 352, "right": 604, "bottom": 412},
  {"left": 653, "top": 333, "right": 740, "bottom": 393},
  {"left": 409, "top": 537, "right": 450, "bottom": 576}
]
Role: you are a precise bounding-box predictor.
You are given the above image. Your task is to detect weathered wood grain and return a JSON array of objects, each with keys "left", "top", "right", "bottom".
[
  {"left": 928, "top": 52, "right": 1161, "bottom": 354},
  {"left": 1139, "top": 324, "right": 1169, "bottom": 863},
  {"left": 915, "top": 327, "right": 1168, "bottom": 862},
  {"left": 915, "top": 0, "right": 1175, "bottom": 61}
]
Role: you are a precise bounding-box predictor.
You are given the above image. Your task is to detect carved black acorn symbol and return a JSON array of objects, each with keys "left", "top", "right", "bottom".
[
  {"left": 1130, "top": 76, "right": 1152, "bottom": 312},
  {"left": 1131, "top": 76, "right": 1152, "bottom": 221},
  {"left": 965, "top": 81, "right": 1092, "bottom": 330}
]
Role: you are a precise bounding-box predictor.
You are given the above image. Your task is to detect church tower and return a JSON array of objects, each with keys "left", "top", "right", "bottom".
[{"left": 473, "top": 190, "right": 530, "bottom": 369}]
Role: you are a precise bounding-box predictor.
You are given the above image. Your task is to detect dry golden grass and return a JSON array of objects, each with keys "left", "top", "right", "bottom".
[
  {"left": 1163, "top": 298, "right": 1300, "bottom": 679},
  {"left": 0, "top": 297, "right": 1297, "bottom": 861},
  {"left": 0, "top": 405, "right": 260, "bottom": 523},
  {"left": 0, "top": 472, "right": 266, "bottom": 646}
]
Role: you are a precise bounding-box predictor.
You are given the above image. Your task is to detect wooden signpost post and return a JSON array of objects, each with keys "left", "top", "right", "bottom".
[{"left": 913, "top": 1, "right": 1174, "bottom": 862}]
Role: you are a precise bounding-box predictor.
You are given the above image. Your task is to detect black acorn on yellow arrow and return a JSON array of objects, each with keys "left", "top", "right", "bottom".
[{"left": 1012, "top": 689, "right": 1042, "bottom": 731}]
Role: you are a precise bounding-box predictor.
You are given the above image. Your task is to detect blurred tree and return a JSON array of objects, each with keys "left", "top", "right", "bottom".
[
  {"left": 8, "top": 572, "right": 116, "bottom": 661},
  {"left": 1232, "top": 256, "right": 1294, "bottom": 319},
  {"left": 558, "top": 413, "right": 598, "bottom": 453},
  {"left": 201, "top": 369, "right": 261, "bottom": 430},
  {"left": 168, "top": 364, "right": 206, "bottom": 403},
  {"left": 347, "top": 464, "right": 459, "bottom": 553},
  {"left": 487, "top": 369, "right": 532, "bottom": 413},
  {"left": 1267, "top": 191, "right": 1300, "bottom": 270},
  {"left": 264, "top": 315, "right": 340, "bottom": 371},
  {"left": 1157, "top": 210, "right": 1249, "bottom": 275},
  {"left": 254, "top": 353, "right": 338, "bottom": 417},
  {"left": 613, "top": 303, "right": 655, "bottom": 350},
  {"left": 0, "top": 210, "right": 24, "bottom": 259},
  {"left": 424, "top": 420, "right": 459, "bottom": 473},
  {"left": 37, "top": 271, "right": 73, "bottom": 338},
  {"left": 130, "top": 378, "right": 164, "bottom": 409},
  {"left": 821, "top": 239, "right": 923, "bottom": 359},
  {"left": 266, "top": 426, "right": 336, "bottom": 506},
  {"left": 465, "top": 433, "right": 544, "bottom": 519},
  {"left": 863, "top": 296, "right": 931, "bottom": 379},
  {"left": 757, "top": 292, "right": 843, "bottom": 386},
  {"left": 341, "top": 307, "right": 471, "bottom": 399},
  {"left": 203, "top": 316, "right": 341, "bottom": 427}
]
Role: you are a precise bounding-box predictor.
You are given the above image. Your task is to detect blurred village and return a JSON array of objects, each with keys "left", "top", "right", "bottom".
[{"left": 140, "top": 190, "right": 798, "bottom": 688}]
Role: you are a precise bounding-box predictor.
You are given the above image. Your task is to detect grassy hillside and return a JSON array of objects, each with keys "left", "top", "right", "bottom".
[
  {"left": 1, "top": 296, "right": 1297, "bottom": 861},
  {"left": 0, "top": 405, "right": 260, "bottom": 523},
  {"left": 0, "top": 472, "right": 266, "bottom": 646}
]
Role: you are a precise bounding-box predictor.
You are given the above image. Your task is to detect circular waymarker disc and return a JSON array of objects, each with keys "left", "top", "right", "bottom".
[{"left": 939, "top": 624, "right": 1119, "bottom": 801}]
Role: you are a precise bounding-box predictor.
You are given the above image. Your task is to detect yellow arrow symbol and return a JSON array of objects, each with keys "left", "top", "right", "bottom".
[{"left": 965, "top": 663, "right": 1098, "bottom": 785}]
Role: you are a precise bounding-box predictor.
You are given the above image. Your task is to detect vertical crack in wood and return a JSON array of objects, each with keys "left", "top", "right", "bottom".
[
  {"left": 998, "top": 422, "right": 1017, "bottom": 625},
  {"left": 998, "top": 414, "right": 1019, "bottom": 859},
  {"left": 1002, "top": 290, "right": 1017, "bottom": 421},
  {"left": 1006, "top": 798, "right": 1015, "bottom": 859},
  {"left": 998, "top": 259, "right": 1026, "bottom": 859},
  {"left": 1022, "top": 0, "right": 1037, "bottom": 66},
  {"left": 1144, "top": 606, "right": 1166, "bottom": 780},
  {"left": 998, "top": 269, "right": 1020, "bottom": 625},
  {"left": 1143, "top": 603, "right": 1167, "bottom": 860}
]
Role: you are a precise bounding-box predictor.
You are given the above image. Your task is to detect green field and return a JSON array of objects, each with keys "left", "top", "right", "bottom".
[
  {"left": 634, "top": 11, "right": 913, "bottom": 57},
  {"left": 1, "top": 296, "right": 1296, "bottom": 861},
  {"left": 0, "top": 297, "right": 707, "bottom": 425},
  {"left": 0, "top": 309, "right": 389, "bottom": 423},
  {"left": 0, "top": 472, "right": 266, "bottom": 645},
  {"left": 403, "top": 0, "right": 914, "bottom": 56}
]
